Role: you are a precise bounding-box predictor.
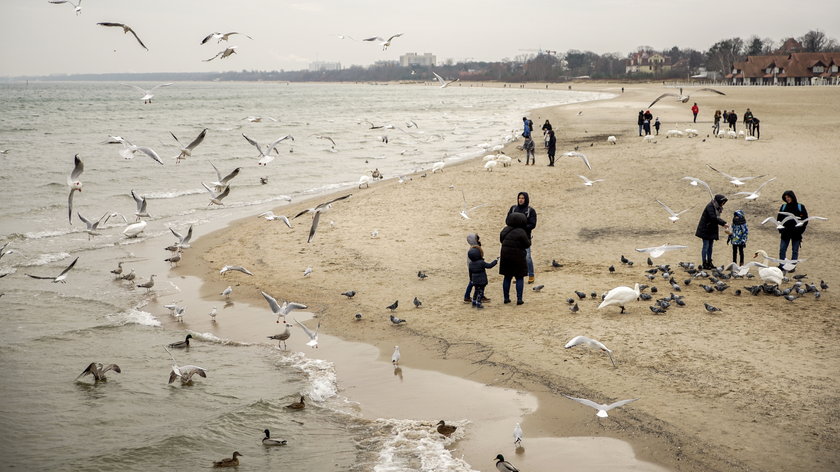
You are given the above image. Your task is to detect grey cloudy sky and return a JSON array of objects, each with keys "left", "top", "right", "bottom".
[{"left": 1, "top": 0, "right": 838, "bottom": 76}]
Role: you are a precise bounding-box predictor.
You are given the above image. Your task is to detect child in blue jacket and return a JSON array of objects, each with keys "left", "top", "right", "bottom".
[{"left": 727, "top": 209, "right": 748, "bottom": 265}]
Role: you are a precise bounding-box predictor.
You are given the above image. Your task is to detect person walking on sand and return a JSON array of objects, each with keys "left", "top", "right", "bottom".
[
  {"left": 523, "top": 136, "right": 535, "bottom": 165},
  {"left": 713, "top": 110, "right": 722, "bottom": 135},
  {"left": 637, "top": 110, "right": 644, "bottom": 136},
  {"left": 468, "top": 247, "right": 498, "bottom": 309},
  {"left": 499, "top": 212, "right": 530, "bottom": 305},
  {"left": 777, "top": 190, "right": 808, "bottom": 270},
  {"left": 727, "top": 110, "right": 738, "bottom": 131},
  {"left": 654, "top": 117, "right": 661, "bottom": 135},
  {"left": 546, "top": 129, "right": 556, "bottom": 166},
  {"left": 695, "top": 194, "right": 729, "bottom": 269},
  {"left": 691, "top": 102, "right": 699, "bottom": 123},
  {"left": 463, "top": 234, "right": 491, "bottom": 304},
  {"left": 507, "top": 192, "right": 537, "bottom": 284},
  {"left": 727, "top": 209, "right": 748, "bottom": 265}
]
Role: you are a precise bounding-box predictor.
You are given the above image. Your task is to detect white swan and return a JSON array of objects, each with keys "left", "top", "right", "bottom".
[
  {"left": 724, "top": 261, "right": 782, "bottom": 285},
  {"left": 607, "top": 136, "right": 617, "bottom": 144},
  {"left": 123, "top": 220, "right": 147, "bottom": 238},
  {"left": 597, "top": 283, "right": 640, "bottom": 314},
  {"left": 754, "top": 249, "right": 803, "bottom": 273}
]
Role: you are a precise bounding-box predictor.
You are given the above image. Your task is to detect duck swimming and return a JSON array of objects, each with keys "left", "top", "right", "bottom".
[
  {"left": 167, "top": 334, "right": 193, "bottom": 349},
  {"left": 262, "top": 429, "right": 287, "bottom": 446},
  {"left": 436, "top": 420, "right": 457, "bottom": 437},
  {"left": 213, "top": 451, "right": 242, "bottom": 468},
  {"left": 286, "top": 395, "right": 305, "bottom": 410}
]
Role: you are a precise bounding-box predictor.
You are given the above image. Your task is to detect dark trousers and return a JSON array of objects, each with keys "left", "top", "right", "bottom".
[
  {"left": 464, "top": 280, "right": 475, "bottom": 300},
  {"left": 547, "top": 148, "right": 555, "bottom": 166},
  {"left": 732, "top": 244, "right": 745, "bottom": 265},
  {"left": 472, "top": 284, "right": 487, "bottom": 306},
  {"left": 780, "top": 238, "right": 801, "bottom": 262},
  {"left": 502, "top": 276, "right": 524, "bottom": 303},
  {"left": 729, "top": 121, "right": 736, "bottom": 131},
  {"left": 693, "top": 113, "right": 698, "bottom": 123},
  {"left": 643, "top": 122, "right": 651, "bottom": 135},
  {"left": 701, "top": 239, "right": 715, "bottom": 266},
  {"left": 751, "top": 124, "right": 760, "bottom": 139}
]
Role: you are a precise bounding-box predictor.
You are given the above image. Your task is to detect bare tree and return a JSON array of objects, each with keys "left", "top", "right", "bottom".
[{"left": 798, "top": 30, "right": 828, "bottom": 52}]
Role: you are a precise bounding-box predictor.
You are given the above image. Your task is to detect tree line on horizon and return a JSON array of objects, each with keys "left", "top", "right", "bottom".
[{"left": 20, "top": 29, "right": 838, "bottom": 83}]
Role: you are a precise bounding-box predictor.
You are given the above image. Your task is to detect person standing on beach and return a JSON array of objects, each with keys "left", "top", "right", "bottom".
[
  {"left": 643, "top": 110, "right": 653, "bottom": 136},
  {"left": 691, "top": 103, "right": 699, "bottom": 123},
  {"left": 507, "top": 192, "right": 537, "bottom": 284},
  {"left": 546, "top": 130, "right": 556, "bottom": 166},
  {"left": 713, "top": 110, "right": 722, "bottom": 135},
  {"left": 695, "top": 194, "right": 729, "bottom": 269},
  {"left": 464, "top": 233, "right": 491, "bottom": 304},
  {"left": 654, "top": 117, "right": 661, "bottom": 135},
  {"left": 523, "top": 137, "right": 536, "bottom": 165},
  {"left": 522, "top": 117, "right": 532, "bottom": 138},
  {"left": 750, "top": 116, "right": 760, "bottom": 139},
  {"left": 777, "top": 190, "right": 808, "bottom": 269},
  {"left": 637, "top": 110, "right": 644, "bottom": 136},
  {"left": 499, "top": 212, "right": 530, "bottom": 305},
  {"left": 728, "top": 110, "right": 738, "bottom": 131},
  {"left": 743, "top": 108, "right": 754, "bottom": 133},
  {"left": 722, "top": 109, "right": 729, "bottom": 124},
  {"left": 541, "top": 120, "right": 553, "bottom": 148},
  {"left": 468, "top": 247, "right": 497, "bottom": 309},
  {"left": 727, "top": 209, "right": 748, "bottom": 265}
]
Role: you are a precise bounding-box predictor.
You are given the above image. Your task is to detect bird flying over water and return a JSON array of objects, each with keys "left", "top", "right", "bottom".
[
  {"left": 294, "top": 318, "right": 320, "bottom": 348},
  {"left": 98, "top": 22, "right": 148, "bottom": 50},
  {"left": 362, "top": 33, "right": 403, "bottom": 50},
  {"left": 242, "top": 133, "right": 294, "bottom": 165},
  {"left": 121, "top": 83, "right": 172, "bottom": 104},
  {"left": 170, "top": 128, "right": 207, "bottom": 163},
  {"left": 204, "top": 46, "right": 238, "bottom": 62},
  {"left": 49, "top": 0, "right": 82, "bottom": 15},
  {"left": 67, "top": 154, "right": 84, "bottom": 224},
  {"left": 432, "top": 71, "right": 459, "bottom": 88},
  {"left": 26, "top": 257, "right": 79, "bottom": 283}
]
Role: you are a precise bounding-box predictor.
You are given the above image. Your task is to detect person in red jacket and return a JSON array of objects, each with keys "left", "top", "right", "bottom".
[{"left": 691, "top": 103, "right": 699, "bottom": 123}]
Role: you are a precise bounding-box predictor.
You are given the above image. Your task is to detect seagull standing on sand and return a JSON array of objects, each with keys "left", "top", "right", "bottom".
[
  {"left": 49, "top": 0, "right": 82, "bottom": 15},
  {"left": 121, "top": 83, "right": 172, "bottom": 104},
  {"left": 564, "top": 335, "right": 617, "bottom": 367},
  {"left": 362, "top": 33, "right": 403, "bottom": 50},
  {"left": 220, "top": 286, "right": 233, "bottom": 299},
  {"left": 655, "top": 199, "right": 693, "bottom": 223},
  {"left": 26, "top": 257, "right": 78, "bottom": 283},
  {"left": 562, "top": 395, "right": 639, "bottom": 417},
  {"left": 67, "top": 154, "right": 84, "bottom": 224},
  {"left": 136, "top": 274, "right": 156, "bottom": 292},
  {"left": 170, "top": 128, "right": 207, "bottom": 163},
  {"left": 98, "top": 22, "right": 148, "bottom": 50}
]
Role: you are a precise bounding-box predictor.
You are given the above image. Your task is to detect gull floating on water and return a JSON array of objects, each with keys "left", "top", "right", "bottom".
[
  {"left": 564, "top": 335, "right": 617, "bottom": 367},
  {"left": 204, "top": 46, "right": 238, "bottom": 62},
  {"left": 170, "top": 128, "right": 207, "bottom": 163},
  {"left": 48, "top": 0, "right": 82, "bottom": 15},
  {"left": 261, "top": 291, "right": 307, "bottom": 323},
  {"left": 98, "top": 22, "right": 148, "bottom": 50},
  {"left": 562, "top": 394, "right": 639, "bottom": 417},
  {"left": 362, "top": 33, "right": 403, "bottom": 50},
  {"left": 201, "top": 32, "right": 252, "bottom": 44},
  {"left": 67, "top": 154, "right": 84, "bottom": 224},
  {"left": 242, "top": 133, "right": 294, "bottom": 166},
  {"left": 560, "top": 151, "right": 592, "bottom": 170},
  {"left": 635, "top": 244, "right": 688, "bottom": 259},
  {"left": 26, "top": 257, "right": 78, "bottom": 283},
  {"left": 432, "top": 71, "right": 459, "bottom": 88},
  {"left": 706, "top": 164, "right": 765, "bottom": 186},
  {"left": 655, "top": 199, "right": 692, "bottom": 223},
  {"left": 294, "top": 318, "right": 320, "bottom": 348},
  {"left": 165, "top": 347, "right": 207, "bottom": 384},
  {"left": 734, "top": 177, "right": 776, "bottom": 201},
  {"left": 76, "top": 362, "right": 121, "bottom": 382},
  {"left": 121, "top": 83, "right": 172, "bottom": 104}
]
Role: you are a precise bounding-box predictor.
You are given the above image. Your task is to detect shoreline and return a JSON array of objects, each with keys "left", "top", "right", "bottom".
[{"left": 177, "top": 82, "right": 839, "bottom": 472}]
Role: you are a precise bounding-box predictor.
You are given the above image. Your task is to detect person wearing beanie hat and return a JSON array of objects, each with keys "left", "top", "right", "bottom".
[{"left": 695, "top": 194, "right": 730, "bottom": 269}]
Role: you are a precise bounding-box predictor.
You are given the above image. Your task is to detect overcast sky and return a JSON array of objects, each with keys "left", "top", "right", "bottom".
[{"left": 2, "top": 0, "right": 838, "bottom": 76}]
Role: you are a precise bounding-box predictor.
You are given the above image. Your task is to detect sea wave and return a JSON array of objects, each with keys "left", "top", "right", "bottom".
[
  {"left": 285, "top": 351, "right": 338, "bottom": 402},
  {"left": 187, "top": 331, "right": 252, "bottom": 346},
  {"left": 106, "top": 308, "right": 161, "bottom": 327},
  {"left": 373, "top": 418, "right": 475, "bottom": 472},
  {"left": 19, "top": 251, "right": 71, "bottom": 266}
]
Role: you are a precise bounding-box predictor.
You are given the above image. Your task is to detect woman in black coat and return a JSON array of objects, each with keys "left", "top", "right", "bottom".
[
  {"left": 499, "top": 212, "right": 531, "bottom": 305},
  {"left": 695, "top": 194, "right": 729, "bottom": 269},
  {"left": 777, "top": 190, "right": 808, "bottom": 266}
]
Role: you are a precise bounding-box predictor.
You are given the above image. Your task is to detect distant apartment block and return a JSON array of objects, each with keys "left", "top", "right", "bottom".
[
  {"left": 400, "top": 52, "right": 436, "bottom": 67},
  {"left": 309, "top": 61, "right": 341, "bottom": 72}
]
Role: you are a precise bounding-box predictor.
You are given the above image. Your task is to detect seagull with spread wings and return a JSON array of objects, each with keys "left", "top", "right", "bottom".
[
  {"left": 432, "top": 71, "right": 459, "bottom": 88},
  {"left": 362, "top": 33, "right": 403, "bottom": 50},
  {"left": 98, "top": 22, "right": 148, "bottom": 50},
  {"left": 170, "top": 128, "right": 207, "bottom": 163},
  {"left": 261, "top": 291, "right": 307, "bottom": 323},
  {"left": 115, "top": 137, "right": 164, "bottom": 165},
  {"left": 563, "top": 395, "right": 639, "bottom": 417},
  {"left": 242, "top": 133, "right": 294, "bottom": 166},
  {"left": 648, "top": 87, "right": 725, "bottom": 108},
  {"left": 26, "top": 257, "right": 78, "bottom": 283},
  {"left": 204, "top": 46, "right": 238, "bottom": 62},
  {"left": 208, "top": 161, "right": 241, "bottom": 191},
  {"left": 78, "top": 212, "right": 110, "bottom": 239},
  {"left": 67, "top": 154, "right": 84, "bottom": 224},
  {"left": 294, "top": 318, "right": 320, "bottom": 348},
  {"left": 680, "top": 176, "right": 714, "bottom": 200},
  {"left": 655, "top": 199, "right": 693, "bottom": 223},
  {"left": 48, "top": 0, "right": 82, "bottom": 15},
  {"left": 200, "top": 31, "right": 252, "bottom": 44},
  {"left": 706, "top": 164, "right": 765, "bottom": 186},
  {"left": 121, "top": 83, "right": 172, "bottom": 104},
  {"left": 560, "top": 151, "right": 592, "bottom": 170}
]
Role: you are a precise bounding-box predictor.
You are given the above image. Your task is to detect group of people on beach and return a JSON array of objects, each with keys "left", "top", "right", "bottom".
[
  {"left": 711, "top": 108, "right": 760, "bottom": 138},
  {"left": 465, "top": 192, "right": 537, "bottom": 308},
  {"left": 522, "top": 116, "right": 557, "bottom": 166},
  {"left": 636, "top": 110, "right": 661, "bottom": 136},
  {"left": 695, "top": 191, "right": 808, "bottom": 270}
]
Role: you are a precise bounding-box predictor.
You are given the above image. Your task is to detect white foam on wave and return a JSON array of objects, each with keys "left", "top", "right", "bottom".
[
  {"left": 286, "top": 351, "right": 338, "bottom": 402},
  {"left": 145, "top": 188, "right": 205, "bottom": 199},
  {"left": 106, "top": 308, "right": 161, "bottom": 327},
  {"left": 373, "top": 418, "right": 475, "bottom": 472},
  {"left": 188, "top": 331, "right": 251, "bottom": 346},
  {"left": 23, "top": 229, "right": 76, "bottom": 240},
  {"left": 19, "top": 252, "right": 71, "bottom": 267}
]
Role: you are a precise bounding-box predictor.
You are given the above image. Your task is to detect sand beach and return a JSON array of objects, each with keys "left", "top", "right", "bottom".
[{"left": 181, "top": 82, "right": 840, "bottom": 472}]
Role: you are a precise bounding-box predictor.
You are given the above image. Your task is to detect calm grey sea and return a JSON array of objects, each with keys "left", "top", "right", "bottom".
[{"left": 0, "top": 81, "right": 610, "bottom": 471}]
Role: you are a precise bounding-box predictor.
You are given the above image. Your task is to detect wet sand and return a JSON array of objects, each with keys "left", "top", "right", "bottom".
[{"left": 178, "top": 82, "right": 840, "bottom": 472}]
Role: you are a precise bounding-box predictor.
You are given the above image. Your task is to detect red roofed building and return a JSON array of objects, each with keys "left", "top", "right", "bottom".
[{"left": 728, "top": 52, "right": 840, "bottom": 85}]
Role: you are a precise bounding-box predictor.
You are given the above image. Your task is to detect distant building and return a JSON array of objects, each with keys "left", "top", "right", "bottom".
[
  {"left": 372, "top": 60, "right": 399, "bottom": 67},
  {"left": 309, "top": 61, "right": 341, "bottom": 72},
  {"left": 625, "top": 51, "right": 672, "bottom": 74},
  {"left": 400, "top": 52, "right": 436, "bottom": 67},
  {"left": 728, "top": 52, "right": 840, "bottom": 85}
]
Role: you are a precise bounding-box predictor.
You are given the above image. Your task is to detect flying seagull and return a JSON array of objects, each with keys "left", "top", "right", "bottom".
[
  {"left": 635, "top": 244, "right": 688, "bottom": 259},
  {"left": 260, "top": 291, "right": 307, "bottom": 323},
  {"left": 680, "top": 176, "right": 714, "bottom": 200},
  {"left": 655, "top": 199, "right": 692, "bottom": 223},
  {"left": 292, "top": 194, "right": 352, "bottom": 219},
  {"left": 219, "top": 265, "right": 253, "bottom": 276},
  {"left": 114, "top": 137, "right": 164, "bottom": 165},
  {"left": 169, "top": 224, "right": 193, "bottom": 248},
  {"left": 170, "top": 128, "right": 207, "bottom": 163},
  {"left": 258, "top": 211, "right": 292, "bottom": 228},
  {"left": 648, "top": 88, "right": 725, "bottom": 108},
  {"left": 200, "top": 32, "right": 252, "bottom": 44},
  {"left": 706, "top": 164, "right": 765, "bottom": 186},
  {"left": 734, "top": 177, "right": 776, "bottom": 201},
  {"left": 241, "top": 133, "right": 294, "bottom": 166},
  {"left": 294, "top": 318, "right": 320, "bottom": 348},
  {"left": 560, "top": 151, "right": 592, "bottom": 170},
  {"left": 97, "top": 22, "right": 148, "bottom": 50},
  {"left": 67, "top": 154, "right": 84, "bottom": 224},
  {"left": 578, "top": 175, "right": 605, "bottom": 186},
  {"left": 208, "top": 161, "right": 241, "bottom": 191},
  {"left": 564, "top": 335, "right": 617, "bottom": 367},
  {"left": 204, "top": 46, "right": 238, "bottom": 62},
  {"left": 202, "top": 182, "right": 231, "bottom": 206},
  {"left": 78, "top": 212, "right": 109, "bottom": 239},
  {"left": 48, "top": 0, "right": 82, "bottom": 15},
  {"left": 362, "top": 33, "right": 403, "bottom": 50},
  {"left": 131, "top": 189, "right": 151, "bottom": 220},
  {"left": 562, "top": 394, "right": 638, "bottom": 417},
  {"left": 26, "top": 257, "right": 79, "bottom": 283},
  {"left": 432, "top": 71, "right": 459, "bottom": 88},
  {"left": 121, "top": 83, "right": 172, "bottom": 104}
]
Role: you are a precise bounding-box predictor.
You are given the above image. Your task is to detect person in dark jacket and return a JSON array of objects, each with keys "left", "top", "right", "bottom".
[
  {"left": 464, "top": 233, "right": 491, "bottom": 304},
  {"left": 777, "top": 190, "right": 808, "bottom": 268},
  {"left": 522, "top": 117, "right": 532, "bottom": 138},
  {"left": 499, "top": 212, "right": 530, "bottom": 305},
  {"left": 695, "top": 194, "right": 729, "bottom": 269},
  {"left": 468, "top": 247, "right": 498, "bottom": 309},
  {"left": 637, "top": 110, "right": 644, "bottom": 136},
  {"left": 727, "top": 110, "right": 738, "bottom": 131},
  {"left": 643, "top": 110, "right": 653, "bottom": 135},
  {"left": 546, "top": 130, "right": 556, "bottom": 166},
  {"left": 507, "top": 192, "right": 537, "bottom": 283},
  {"left": 727, "top": 209, "right": 748, "bottom": 265},
  {"left": 750, "top": 116, "right": 760, "bottom": 139}
]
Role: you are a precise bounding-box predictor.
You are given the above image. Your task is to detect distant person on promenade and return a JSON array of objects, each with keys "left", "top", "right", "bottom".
[
  {"left": 727, "top": 110, "right": 738, "bottom": 131},
  {"left": 743, "top": 108, "right": 754, "bottom": 133},
  {"left": 507, "top": 192, "right": 537, "bottom": 284},
  {"left": 546, "top": 130, "right": 556, "bottom": 166},
  {"left": 523, "top": 137, "right": 536, "bottom": 165},
  {"left": 695, "top": 194, "right": 729, "bottom": 270},
  {"left": 654, "top": 117, "right": 661, "bottom": 135},
  {"left": 637, "top": 110, "right": 645, "bottom": 136},
  {"left": 713, "top": 110, "right": 722, "bottom": 135},
  {"left": 691, "top": 103, "right": 699, "bottom": 123},
  {"left": 499, "top": 212, "right": 530, "bottom": 305}
]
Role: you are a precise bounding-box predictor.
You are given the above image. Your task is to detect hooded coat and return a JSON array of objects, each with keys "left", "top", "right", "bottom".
[
  {"left": 728, "top": 210, "right": 748, "bottom": 246},
  {"left": 499, "top": 212, "right": 530, "bottom": 277},
  {"left": 695, "top": 194, "right": 728, "bottom": 240},
  {"left": 507, "top": 192, "right": 537, "bottom": 239},
  {"left": 777, "top": 190, "right": 808, "bottom": 240},
  {"left": 468, "top": 247, "right": 497, "bottom": 285}
]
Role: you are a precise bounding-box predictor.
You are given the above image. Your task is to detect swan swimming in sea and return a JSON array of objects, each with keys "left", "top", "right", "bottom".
[{"left": 597, "top": 283, "right": 640, "bottom": 314}]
